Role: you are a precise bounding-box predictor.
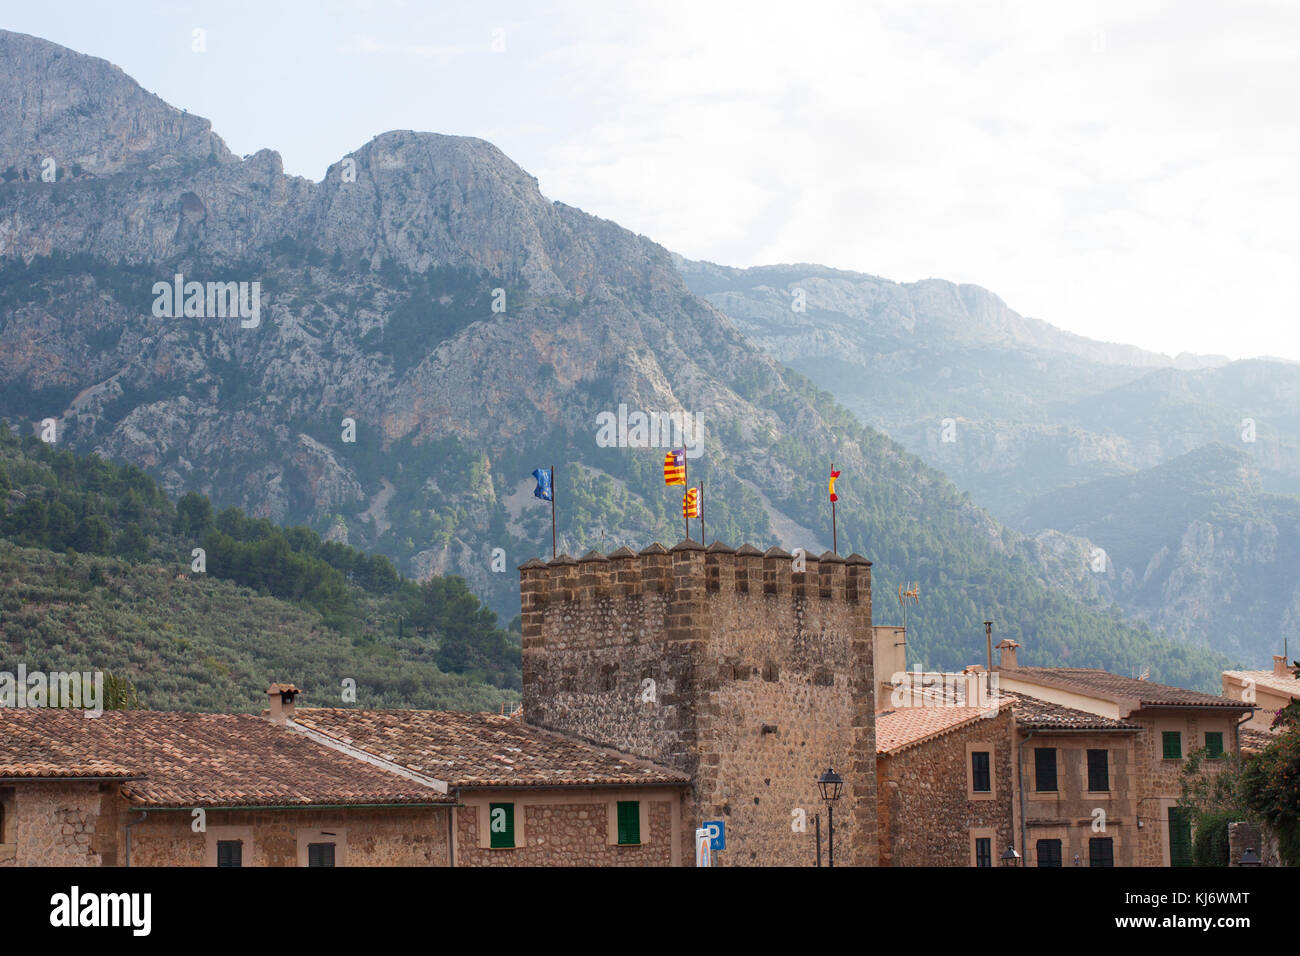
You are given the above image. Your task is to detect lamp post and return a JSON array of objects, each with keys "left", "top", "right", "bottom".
[
  {"left": 1000, "top": 845, "right": 1021, "bottom": 867},
  {"left": 1238, "top": 847, "right": 1261, "bottom": 867},
  {"left": 818, "top": 767, "right": 844, "bottom": 867}
]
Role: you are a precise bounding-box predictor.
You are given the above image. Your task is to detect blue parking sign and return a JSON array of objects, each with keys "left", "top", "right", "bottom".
[{"left": 703, "top": 820, "right": 725, "bottom": 851}]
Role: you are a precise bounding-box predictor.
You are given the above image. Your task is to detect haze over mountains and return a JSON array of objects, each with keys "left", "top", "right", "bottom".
[
  {"left": 679, "top": 260, "right": 1300, "bottom": 664},
  {"left": 0, "top": 29, "right": 1278, "bottom": 696}
]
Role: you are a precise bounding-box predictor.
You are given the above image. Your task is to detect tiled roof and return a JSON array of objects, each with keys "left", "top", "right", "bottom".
[
  {"left": 0, "top": 710, "right": 452, "bottom": 807},
  {"left": 1007, "top": 667, "right": 1251, "bottom": 710},
  {"left": 875, "top": 700, "right": 1011, "bottom": 755},
  {"left": 1239, "top": 728, "right": 1277, "bottom": 755},
  {"left": 291, "top": 709, "right": 690, "bottom": 788},
  {"left": 1012, "top": 694, "right": 1141, "bottom": 731},
  {"left": 1223, "top": 670, "right": 1300, "bottom": 697}
]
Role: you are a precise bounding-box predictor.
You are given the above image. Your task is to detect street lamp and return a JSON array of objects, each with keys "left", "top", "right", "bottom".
[
  {"left": 818, "top": 767, "right": 844, "bottom": 867},
  {"left": 1238, "top": 847, "right": 1261, "bottom": 867},
  {"left": 1000, "top": 845, "right": 1021, "bottom": 867}
]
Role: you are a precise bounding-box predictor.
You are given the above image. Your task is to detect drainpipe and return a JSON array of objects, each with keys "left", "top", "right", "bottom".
[
  {"left": 124, "top": 810, "right": 148, "bottom": 867},
  {"left": 448, "top": 796, "right": 456, "bottom": 868},
  {"left": 1018, "top": 729, "right": 1036, "bottom": 865}
]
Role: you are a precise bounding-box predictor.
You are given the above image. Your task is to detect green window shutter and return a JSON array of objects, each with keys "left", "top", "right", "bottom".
[
  {"left": 1169, "top": 808, "right": 1193, "bottom": 867},
  {"left": 1034, "top": 748, "right": 1057, "bottom": 792},
  {"left": 307, "top": 842, "right": 335, "bottom": 867},
  {"left": 617, "top": 801, "right": 641, "bottom": 845},
  {"left": 1087, "top": 749, "right": 1109, "bottom": 792},
  {"left": 216, "top": 840, "right": 242, "bottom": 867},
  {"left": 1089, "top": 837, "right": 1114, "bottom": 867},
  {"left": 1036, "top": 839, "right": 1062, "bottom": 867},
  {"left": 1205, "top": 732, "right": 1224, "bottom": 758},
  {"left": 971, "top": 751, "right": 991, "bottom": 792},
  {"left": 489, "top": 802, "right": 515, "bottom": 849},
  {"left": 1162, "top": 731, "right": 1182, "bottom": 759}
]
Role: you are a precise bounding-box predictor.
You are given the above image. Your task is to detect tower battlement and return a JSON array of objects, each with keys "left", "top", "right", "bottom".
[{"left": 519, "top": 539, "right": 878, "bottom": 866}]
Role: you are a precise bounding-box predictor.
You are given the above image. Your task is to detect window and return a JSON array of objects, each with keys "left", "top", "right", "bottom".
[
  {"left": 216, "top": 840, "right": 242, "bottom": 868},
  {"left": 488, "top": 802, "right": 515, "bottom": 849},
  {"left": 307, "top": 842, "right": 335, "bottom": 867},
  {"left": 1089, "top": 837, "right": 1114, "bottom": 867},
  {"left": 616, "top": 801, "right": 641, "bottom": 845},
  {"left": 1169, "top": 808, "right": 1193, "bottom": 867},
  {"left": 1036, "top": 839, "right": 1062, "bottom": 867},
  {"left": 1205, "top": 732, "right": 1224, "bottom": 758},
  {"left": 975, "top": 837, "right": 992, "bottom": 868},
  {"left": 1162, "top": 731, "right": 1182, "bottom": 759},
  {"left": 1034, "top": 748, "right": 1058, "bottom": 792},
  {"left": 1087, "top": 749, "right": 1109, "bottom": 792},
  {"left": 971, "top": 751, "right": 991, "bottom": 793}
]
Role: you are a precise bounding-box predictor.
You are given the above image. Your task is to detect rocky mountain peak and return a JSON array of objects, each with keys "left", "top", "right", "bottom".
[{"left": 0, "top": 30, "right": 235, "bottom": 180}]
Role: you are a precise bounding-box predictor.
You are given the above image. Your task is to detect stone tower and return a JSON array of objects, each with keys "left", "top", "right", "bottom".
[{"left": 520, "top": 539, "right": 878, "bottom": 866}]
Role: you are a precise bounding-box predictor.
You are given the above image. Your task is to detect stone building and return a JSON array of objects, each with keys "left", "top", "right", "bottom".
[
  {"left": 1222, "top": 656, "right": 1300, "bottom": 733},
  {"left": 995, "top": 641, "right": 1255, "bottom": 867},
  {"left": 875, "top": 694, "right": 1017, "bottom": 866},
  {"left": 0, "top": 685, "right": 687, "bottom": 867},
  {"left": 1010, "top": 693, "right": 1141, "bottom": 867},
  {"left": 520, "top": 540, "right": 878, "bottom": 866}
]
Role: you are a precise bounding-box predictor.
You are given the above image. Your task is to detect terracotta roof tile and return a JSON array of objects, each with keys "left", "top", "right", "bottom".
[
  {"left": 0, "top": 711, "right": 452, "bottom": 807},
  {"left": 292, "top": 709, "right": 689, "bottom": 788},
  {"left": 1009, "top": 667, "right": 1250, "bottom": 709},
  {"left": 1223, "top": 670, "right": 1300, "bottom": 697},
  {"left": 1012, "top": 693, "right": 1141, "bottom": 731},
  {"left": 875, "top": 700, "right": 1011, "bottom": 755},
  {"left": 1239, "top": 728, "right": 1277, "bottom": 755}
]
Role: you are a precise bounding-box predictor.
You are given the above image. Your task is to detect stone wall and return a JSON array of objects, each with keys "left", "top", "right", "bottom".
[
  {"left": 1130, "top": 710, "right": 1245, "bottom": 866},
  {"left": 521, "top": 541, "right": 877, "bottom": 867},
  {"left": 0, "top": 781, "right": 110, "bottom": 866},
  {"left": 454, "top": 789, "right": 678, "bottom": 866},
  {"left": 1019, "top": 730, "right": 1138, "bottom": 867},
  {"left": 126, "top": 806, "right": 451, "bottom": 866},
  {"left": 877, "top": 706, "right": 1015, "bottom": 866}
]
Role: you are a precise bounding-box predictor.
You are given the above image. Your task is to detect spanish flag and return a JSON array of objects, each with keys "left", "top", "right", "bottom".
[
  {"left": 828, "top": 469, "right": 841, "bottom": 502},
  {"left": 664, "top": 449, "right": 686, "bottom": 486},
  {"left": 683, "top": 486, "right": 700, "bottom": 519}
]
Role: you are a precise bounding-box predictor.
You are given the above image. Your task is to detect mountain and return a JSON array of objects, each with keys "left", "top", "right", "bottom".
[
  {"left": 0, "top": 30, "right": 1236, "bottom": 691},
  {"left": 0, "top": 425, "right": 519, "bottom": 711},
  {"left": 677, "top": 259, "right": 1300, "bottom": 517},
  {"left": 1013, "top": 444, "right": 1300, "bottom": 661}
]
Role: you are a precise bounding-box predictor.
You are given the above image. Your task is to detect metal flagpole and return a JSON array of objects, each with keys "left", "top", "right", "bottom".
[
  {"left": 831, "top": 461, "right": 837, "bottom": 554},
  {"left": 683, "top": 454, "right": 690, "bottom": 542},
  {"left": 700, "top": 478, "right": 705, "bottom": 546},
  {"left": 550, "top": 464, "right": 556, "bottom": 558}
]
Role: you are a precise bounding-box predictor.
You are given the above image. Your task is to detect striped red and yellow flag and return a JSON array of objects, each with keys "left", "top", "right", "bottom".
[
  {"left": 829, "top": 469, "right": 841, "bottom": 502},
  {"left": 682, "top": 487, "right": 700, "bottom": 519},
  {"left": 663, "top": 449, "right": 686, "bottom": 486}
]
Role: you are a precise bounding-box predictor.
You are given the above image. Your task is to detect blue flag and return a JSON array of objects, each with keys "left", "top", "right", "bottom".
[{"left": 532, "top": 468, "right": 553, "bottom": 502}]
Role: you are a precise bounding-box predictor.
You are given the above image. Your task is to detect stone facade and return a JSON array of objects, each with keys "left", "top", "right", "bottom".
[
  {"left": 123, "top": 806, "right": 451, "bottom": 867},
  {"left": 0, "top": 781, "right": 113, "bottom": 866},
  {"left": 1129, "top": 710, "right": 1245, "bottom": 867},
  {"left": 453, "top": 789, "right": 679, "bottom": 866},
  {"left": 877, "top": 705, "right": 1016, "bottom": 866},
  {"left": 521, "top": 542, "right": 878, "bottom": 866},
  {"left": 1019, "top": 730, "right": 1138, "bottom": 867}
]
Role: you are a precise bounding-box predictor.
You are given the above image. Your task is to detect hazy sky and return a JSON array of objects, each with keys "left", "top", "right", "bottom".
[{"left": 7, "top": 0, "right": 1299, "bottom": 360}]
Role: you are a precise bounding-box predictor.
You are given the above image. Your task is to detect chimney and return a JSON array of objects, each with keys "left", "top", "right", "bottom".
[
  {"left": 997, "top": 639, "right": 1021, "bottom": 670},
  {"left": 1274, "top": 655, "right": 1291, "bottom": 679},
  {"left": 267, "top": 682, "right": 300, "bottom": 725},
  {"left": 962, "top": 665, "right": 985, "bottom": 707}
]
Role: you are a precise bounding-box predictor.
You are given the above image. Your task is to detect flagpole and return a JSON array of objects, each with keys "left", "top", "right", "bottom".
[
  {"left": 683, "top": 455, "right": 690, "bottom": 542},
  {"left": 831, "top": 461, "right": 837, "bottom": 554},
  {"left": 550, "top": 464, "right": 556, "bottom": 558},
  {"left": 701, "top": 478, "right": 706, "bottom": 546}
]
